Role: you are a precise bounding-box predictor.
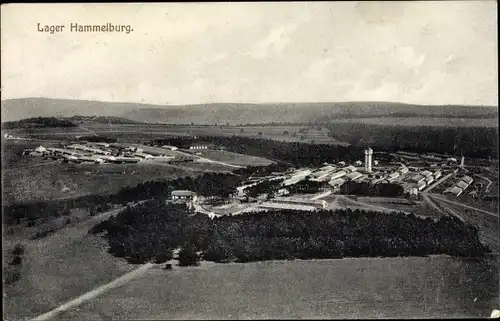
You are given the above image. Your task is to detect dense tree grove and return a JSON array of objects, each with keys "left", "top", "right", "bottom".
[
  {"left": 153, "top": 136, "right": 365, "bottom": 167},
  {"left": 78, "top": 135, "right": 118, "bottom": 143},
  {"left": 287, "top": 179, "right": 327, "bottom": 194},
  {"left": 244, "top": 179, "right": 284, "bottom": 198},
  {"left": 1, "top": 117, "right": 77, "bottom": 129},
  {"left": 3, "top": 166, "right": 282, "bottom": 227},
  {"left": 89, "top": 201, "right": 490, "bottom": 265},
  {"left": 340, "top": 181, "right": 405, "bottom": 197},
  {"left": 233, "top": 163, "right": 291, "bottom": 177}
]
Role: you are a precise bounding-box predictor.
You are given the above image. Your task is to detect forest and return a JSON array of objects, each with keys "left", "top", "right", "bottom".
[
  {"left": 89, "top": 200, "right": 490, "bottom": 265},
  {"left": 3, "top": 167, "right": 282, "bottom": 226},
  {"left": 244, "top": 179, "right": 284, "bottom": 198},
  {"left": 152, "top": 136, "right": 365, "bottom": 167},
  {"left": 287, "top": 179, "right": 328, "bottom": 194},
  {"left": 1, "top": 117, "right": 77, "bottom": 129},
  {"left": 326, "top": 123, "right": 498, "bottom": 159},
  {"left": 77, "top": 135, "right": 118, "bottom": 143},
  {"left": 340, "top": 181, "right": 405, "bottom": 197}
]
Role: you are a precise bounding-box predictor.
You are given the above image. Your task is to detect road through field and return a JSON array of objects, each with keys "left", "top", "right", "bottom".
[
  {"left": 337, "top": 195, "right": 410, "bottom": 214},
  {"left": 425, "top": 194, "right": 466, "bottom": 223},
  {"left": 30, "top": 263, "right": 155, "bottom": 321},
  {"left": 475, "top": 175, "right": 493, "bottom": 193},
  {"left": 430, "top": 194, "right": 498, "bottom": 218},
  {"left": 421, "top": 193, "right": 444, "bottom": 214},
  {"left": 175, "top": 150, "right": 244, "bottom": 169},
  {"left": 4, "top": 201, "right": 149, "bottom": 321},
  {"left": 3, "top": 160, "right": 58, "bottom": 172}
]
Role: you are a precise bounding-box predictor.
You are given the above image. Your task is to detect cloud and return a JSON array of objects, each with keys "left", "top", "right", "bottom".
[
  {"left": 247, "top": 23, "right": 298, "bottom": 59},
  {"left": 1, "top": 2, "right": 497, "bottom": 106}
]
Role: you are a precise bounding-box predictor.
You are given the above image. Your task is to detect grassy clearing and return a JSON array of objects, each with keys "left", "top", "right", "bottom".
[
  {"left": 2, "top": 161, "right": 194, "bottom": 205},
  {"left": 327, "top": 117, "right": 498, "bottom": 128},
  {"left": 434, "top": 201, "right": 499, "bottom": 253},
  {"left": 198, "top": 150, "right": 273, "bottom": 166},
  {"left": 53, "top": 256, "right": 498, "bottom": 320},
  {"left": 82, "top": 124, "right": 350, "bottom": 146},
  {"left": 354, "top": 197, "right": 420, "bottom": 213},
  {"left": 2, "top": 208, "right": 137, "bottom": 321}
]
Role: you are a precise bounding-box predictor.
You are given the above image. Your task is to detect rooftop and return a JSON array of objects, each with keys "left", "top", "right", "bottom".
[{"left": 171, "top": 190, "right": 196, "bottom": 197}]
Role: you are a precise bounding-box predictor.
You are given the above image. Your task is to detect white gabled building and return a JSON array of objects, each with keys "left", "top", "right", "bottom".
[
  {"left": 444, "top": 186, "right": 463, "bottom": 197},
  {"left": 329, "top": 178, "right": 346, "bottom": 188},
  {"left": 456, "top": 180, "right": 469, "bottom": 190},
  {"left": 346, "top": 172, "right": 363, "bottom": 181},
  {"left": 420, "top": 170, "right": 433, "bottom": 178},
  {"left": 329, "top": 170, "right": 347, "bottom": 180}
]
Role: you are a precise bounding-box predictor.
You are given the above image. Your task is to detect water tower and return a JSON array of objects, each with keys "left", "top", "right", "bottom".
[{"left": 364, "top": 148, "right": 373, "bottom": 173}]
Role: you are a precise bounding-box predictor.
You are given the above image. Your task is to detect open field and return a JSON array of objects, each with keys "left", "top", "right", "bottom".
[
  {"left": 196, "top": 150, "right": 273, "bottom": 166},
  {"left": 1, "top": 139, "right": 60, "bottom": 170},
  {"left": 5, "top": 124, "right": 351, "bottom": 146},
  {"left": 2, "top": 140, "right": 246, "bottom": 205},
  {"left": 2, "top": 161, "right": 195, "bottom": 205},
  {"left": 2, "top": 207, "right": 137, "bottom": 321},
  {"left": 3, "top": 127, "right": 91, "bottom": 137},
  {"left": 327, "top": 117, "right": 498, "bottom": 128},
  {"left": 354, "top": 197, "right": 421, "bottom": 213},
  {"left": 428, "top": 198, "right": 499, "bottom": 253},
  {"left": 52, "top": 256, "right": 498, "bottom": 320},
  {"left": 202, "top": 202, "right": 252, "bottom": 215}
]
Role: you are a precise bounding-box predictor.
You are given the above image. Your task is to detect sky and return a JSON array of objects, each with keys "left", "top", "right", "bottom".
[{"left": 1, "top": 1, "right": 498, "bottom": 106}]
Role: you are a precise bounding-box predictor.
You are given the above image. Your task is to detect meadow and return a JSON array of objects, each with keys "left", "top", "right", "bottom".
[
  {"left": 52, "top": 256, "right": 498, "bottom": 320},
  {"left": 2, "top": 161, "right": 196, "bottom": 205},
  {"left": 196, "top": 149, "right": 273, "bottom": 166},
  {"left": 327, "top": 117, "right": 498, "bottom": 128},
  {"left": 434, "top": 201, "right": 499, "bottom": 253},
  {"left": 2, "top": 207, "right": 137, "bottom": 321}
]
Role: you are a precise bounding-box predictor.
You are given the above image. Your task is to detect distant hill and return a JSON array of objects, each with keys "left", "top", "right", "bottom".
[
  {"left": 1, "top": 116, "right": 77, "bottom": 129},
  {"left": 69, "top": 115, "right": 144, "bottom": 124},
  {"left": 1, "top": 97, "right": 497, "bottom": 125}
]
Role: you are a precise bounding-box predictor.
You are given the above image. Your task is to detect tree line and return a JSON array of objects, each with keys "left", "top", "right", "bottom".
[
  {"left": 2, "top": 117, "right": 77, "bottom": 129},
  {"left": 339, "top": 181, "right": 405, "bottom": 197},
  {"left": 3, "top": 165, "right": 287, "bottom": 227},
  {"left": 153, "top": 136, "right": 365, "bottom": 167},
  {"left": 287, "top": 179, "right": 328, "bottom": 194},
  {"left": 326, "top": 123, "right": 498, "bottom": 159},
  {"left": 89, "top": 200, "right": 490, "bottom": 266}
]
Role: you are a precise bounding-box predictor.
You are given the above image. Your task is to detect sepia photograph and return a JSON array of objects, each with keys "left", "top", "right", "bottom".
[{"left": 1, "top": 2, "right": 498, "bottom": 320}]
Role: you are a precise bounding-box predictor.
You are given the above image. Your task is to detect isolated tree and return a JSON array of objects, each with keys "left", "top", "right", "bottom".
[
  {"left": 12, "top": 243, "right": 25, "bottom": 256},
  {"left": 9, "top": 256, "right": 22, "bottom": 266},
  {"left": 178, "top": 245, "right": 199, "bottom": 266},
  {"left": 154, "top": 251, "right": 173, "bottom": 264}
]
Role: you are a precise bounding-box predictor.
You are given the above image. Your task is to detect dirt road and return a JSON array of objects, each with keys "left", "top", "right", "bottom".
[{"left": 30, "top": 263, "right": 154, "bottom": 321}]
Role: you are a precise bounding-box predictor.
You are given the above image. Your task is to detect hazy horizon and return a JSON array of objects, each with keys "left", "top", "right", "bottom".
[
  {"left": 1, "top": 2, "right": 498, "bottom": 107},
  {"left": 1, "top": 96, "right": 498, "bottom": 109}
]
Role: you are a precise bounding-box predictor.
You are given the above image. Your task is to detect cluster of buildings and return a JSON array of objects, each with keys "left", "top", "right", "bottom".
[
  {"left": 444, "top": 175, "right": 474, "bottom": 197},
  {"left": 24, "top": 143, "right": 177, "bottom": 164},
  {"left": 167, "top": 146, "right": 473, "bottom": 217},
  {"left": 3, "top": 133, "right": 25, "bottom": 140},
  {"left": 402, "top": 169, "right": 442, "bottom": 191}
]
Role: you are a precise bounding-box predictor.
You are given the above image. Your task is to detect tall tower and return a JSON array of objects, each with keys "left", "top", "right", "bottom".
[
  {"left": 364, "top": 148, "right": 373, "bottom": 173},
  {"left": 460, "top": 156, "right": 465, "bottom": 169}
]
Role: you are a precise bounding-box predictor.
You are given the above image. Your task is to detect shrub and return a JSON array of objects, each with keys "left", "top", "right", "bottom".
[
  {"left": 178, "top": 245, "right": 199, "bottom": 266},
  {"left": 12, "top": 243, "right": 25, "bottom": 256},
  {"left": 9, "top": 256, "right": 22, "bottom": 266}
]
